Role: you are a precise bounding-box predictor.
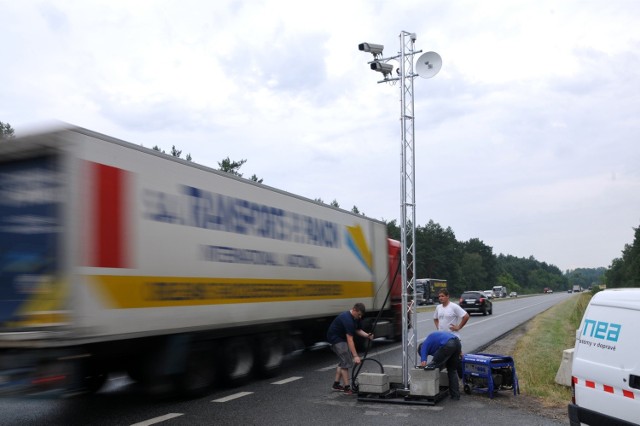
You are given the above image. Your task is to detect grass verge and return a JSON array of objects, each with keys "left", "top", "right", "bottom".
[{"left": 513, "top": 293, "right": 591, "bottom": 406}]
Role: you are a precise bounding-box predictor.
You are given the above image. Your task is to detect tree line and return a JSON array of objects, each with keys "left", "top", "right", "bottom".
[
  {"left": 605, "top": 225, "right": 640, "bottom": 288},
  {"left": 384, "top": 219, "right": 569, "bottom": 296},
  {"left": 0, "top": 121, "right": 15, "bottom": 139},
  {"left": 385, "top": 219, "right": 640, "bottom": 296}
]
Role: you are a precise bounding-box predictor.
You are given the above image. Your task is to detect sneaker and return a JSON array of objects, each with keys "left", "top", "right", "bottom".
[
  {"left": 332, "top": 383, "right": 345, "bottom": 391},
  {"left": 343, "top": 385, "right": 354, "bottom": 395}
]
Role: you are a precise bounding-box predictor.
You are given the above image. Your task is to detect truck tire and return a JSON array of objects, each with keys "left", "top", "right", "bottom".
[
  {"left": 81, "top": 359, "right": 108, "bottom": 394},
  {"left": 253, "top": 333, "right": 285, "bottom": 378},
  {"left": 217, "top": 337, "right": 254, "bottom": 387},
  {"left": 83, "top": 369, "right": 108, "bottom": 394},
  {"left": 174, "top": 341, "right": 216, "bottom": 397}
]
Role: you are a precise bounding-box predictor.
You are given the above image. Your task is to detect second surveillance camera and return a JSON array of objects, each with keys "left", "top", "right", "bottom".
[
  {"left": 358, "top": 42, "right": 384, "bottom": 56},
  {"left": 370, "top": 61, "right": 394, "bottom": 75}
]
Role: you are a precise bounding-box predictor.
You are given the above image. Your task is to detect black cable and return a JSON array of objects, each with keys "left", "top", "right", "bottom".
[{"left": 351, "top": 256, "right": 402, "bottom": 390}]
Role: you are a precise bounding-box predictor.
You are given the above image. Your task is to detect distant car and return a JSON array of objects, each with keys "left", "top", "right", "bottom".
[
  {"left": 483, "top": 290, "right": 494, "bottom": 299},
  {"left": 509, "top": 291, "right": 518, "bottom": 298},
  {"left": 459, "top": 291, "right": 493, "bottom": 316},
  {"left": 567, "top": 289, "right": 573, "bottom": 293}
]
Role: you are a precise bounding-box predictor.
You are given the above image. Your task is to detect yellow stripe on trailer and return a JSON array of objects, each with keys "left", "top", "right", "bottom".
[{"left": 91, "top": 276, "right": 375, "bottom": 309}]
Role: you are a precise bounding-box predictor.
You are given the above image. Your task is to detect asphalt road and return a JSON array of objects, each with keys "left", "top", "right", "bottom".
[{"left": 0, "top": 292, "right": 573, "bottom": 425}]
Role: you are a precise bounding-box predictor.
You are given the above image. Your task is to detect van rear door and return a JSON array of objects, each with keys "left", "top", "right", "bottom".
[{"left": 572, "top": 292, "right": 640, "bottom": 424}]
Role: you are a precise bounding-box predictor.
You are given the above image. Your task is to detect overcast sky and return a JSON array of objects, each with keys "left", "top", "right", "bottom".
[{"left": 2, "top": 1, "right": 639, "bottom": 272}]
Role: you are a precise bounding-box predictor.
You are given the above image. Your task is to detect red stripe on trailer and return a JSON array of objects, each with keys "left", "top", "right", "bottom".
[
  {"left": 92, "top": 163, "right": 129, "bottom": 268},
  {"left": 586, "top": 380, "right": 595, "bottom": 388},
  {"left": 603, "top": 385, "right": 614, "bottom": 393},
  {"left": 623, "top": 390, "right": 635, "bottom": 399}
]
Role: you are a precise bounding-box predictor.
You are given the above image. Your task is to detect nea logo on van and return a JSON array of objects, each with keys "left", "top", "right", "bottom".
[{"left": 582, "top": 318, "right": 621, "bottom": 342}]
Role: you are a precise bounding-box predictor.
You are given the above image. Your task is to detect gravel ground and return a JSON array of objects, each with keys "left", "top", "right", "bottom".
[{"left": 479, "top": 322, "right": 570, "bottom": 424}]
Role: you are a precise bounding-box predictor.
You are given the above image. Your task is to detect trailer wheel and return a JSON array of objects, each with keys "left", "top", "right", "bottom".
[
  {"left": 174, "top": 341, "right": 216, "bottom": 397},
  {"left": 217, "top": 337, "right": 254, "bottom": 386},
  {"left": 126, "top": 363, "right": 144, "bottom": 383},
  {"left": 253, "top": 334, "right": 285, "bottom": 378},
  {"left": 82, "top": 361, "right": 108, "bottom": 394}
]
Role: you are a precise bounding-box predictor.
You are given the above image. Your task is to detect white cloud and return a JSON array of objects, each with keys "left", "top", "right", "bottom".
[{"left": 1, "top": 0, "right": 639, "bottom": 270}]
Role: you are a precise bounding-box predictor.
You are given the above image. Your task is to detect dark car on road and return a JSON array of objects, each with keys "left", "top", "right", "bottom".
[{"left": 459, "top": 291, "right": 493, "bottom": 316}]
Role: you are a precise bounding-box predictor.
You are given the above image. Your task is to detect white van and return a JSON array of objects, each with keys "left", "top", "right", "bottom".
[{"left": 568, "top": 288, "right": 640, "bottom": 425}]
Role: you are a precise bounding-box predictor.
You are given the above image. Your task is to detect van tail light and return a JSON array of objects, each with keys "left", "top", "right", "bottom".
[
  {"left": 479, "top": 297, "right": 485, "bottom": 303},
  {"left": 571, "top": 376, "right": 576, "bottom": 404}
]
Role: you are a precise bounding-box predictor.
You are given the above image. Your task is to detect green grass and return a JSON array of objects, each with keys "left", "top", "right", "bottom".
[{"left": 513, "top": 293, "right": 591, "bottom": 405}]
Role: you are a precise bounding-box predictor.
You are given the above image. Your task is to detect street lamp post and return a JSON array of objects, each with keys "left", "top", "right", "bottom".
[{"left": 359, "top": 31, "right": 441, "bottom": 391}]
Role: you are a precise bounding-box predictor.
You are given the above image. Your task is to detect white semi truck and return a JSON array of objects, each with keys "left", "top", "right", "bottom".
[{"left": 0, "top": 126, "right": 403, "bottom": 397}]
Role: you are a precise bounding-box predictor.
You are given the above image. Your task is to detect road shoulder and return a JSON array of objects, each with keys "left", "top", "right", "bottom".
[{"left": 477, "top": 322, "right": 569, "bottom": 423}]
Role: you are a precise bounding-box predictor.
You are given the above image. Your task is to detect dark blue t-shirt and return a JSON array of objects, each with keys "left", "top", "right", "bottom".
[{"left": 327, "top": 311, "right": 360, "bottom": 344}]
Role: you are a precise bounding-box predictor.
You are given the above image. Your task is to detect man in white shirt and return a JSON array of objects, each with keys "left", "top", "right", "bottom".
[
  {"left": 433, "top": 288, "right": 469, "bottom": 379},
  {"left": 433, "top": 289, "right": 469, "bottom": 337}
]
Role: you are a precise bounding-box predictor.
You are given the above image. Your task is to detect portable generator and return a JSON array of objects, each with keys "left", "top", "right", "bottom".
[{"left": 461, "top": 353, "right": 519, "bottom": 398}]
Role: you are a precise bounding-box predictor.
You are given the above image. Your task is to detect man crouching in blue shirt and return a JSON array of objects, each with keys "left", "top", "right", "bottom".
[
  {"left": 420, "top": 330, "right": 462, "bottom": 400},
  {"left": 326, "top": 303, "right": 374, "bottom": 394}
]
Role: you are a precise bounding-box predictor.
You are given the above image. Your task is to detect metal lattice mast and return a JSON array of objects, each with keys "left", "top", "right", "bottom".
[
  {"left": 399, "top": 31, "right": 419, "bottom": 389},
  {"left": 359, "top": 31, "right": 441, "bottom": 393}
]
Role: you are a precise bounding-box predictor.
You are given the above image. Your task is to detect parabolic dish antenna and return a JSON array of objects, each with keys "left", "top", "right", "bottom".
[{"left": 416, "top": 51, "right": 442, "bottom": 79}]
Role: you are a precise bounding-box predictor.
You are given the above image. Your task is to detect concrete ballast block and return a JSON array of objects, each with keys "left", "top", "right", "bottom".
[
  {"left": 358, "top": 373, "right": 388, "bottom": 386},
  {"left": 439, "top": 369, "right": 449, "bottom": 387},
  {"left": 409, "top": 368, "right": 439, "bottom": 396},
  {"left": 358, "top": 373, "right": 390, "bottom": 394},
  {"left": 358, "top": 383, "right": 390, "bottom": 393},
  {"left": 383, "top": 365, "right": 403, "bottom": 385},
  {"left": 555, "top": 348, "right": 574, "bottom": 387}
]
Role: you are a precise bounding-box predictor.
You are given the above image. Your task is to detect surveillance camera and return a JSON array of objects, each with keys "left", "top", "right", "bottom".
[
  {"left": 370, "top": 61, "right": 394, "bottom": 75},
  {"left": 358, "top": 42, "right": 384, "bottom": 56}
]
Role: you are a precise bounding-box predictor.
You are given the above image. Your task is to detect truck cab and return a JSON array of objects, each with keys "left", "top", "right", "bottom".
[{"left": 492, "top": 285, "right": 507, "bottom": 298}]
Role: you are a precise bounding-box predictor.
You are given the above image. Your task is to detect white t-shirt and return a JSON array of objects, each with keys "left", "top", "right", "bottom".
[{"left": 433, "top": 302, "right": 467, "bottom": 338}]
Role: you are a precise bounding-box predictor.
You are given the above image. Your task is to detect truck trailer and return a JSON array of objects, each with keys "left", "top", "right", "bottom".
[
  {"left": 414, "top": 278, "right": 447, "bottom": 305},
  {"left": 0, "top": 126, "right": 403, "bottom": 397}
]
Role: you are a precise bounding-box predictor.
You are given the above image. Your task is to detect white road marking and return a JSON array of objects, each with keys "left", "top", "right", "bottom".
[
  {"left": 317, "top": 365, "right": 338, "bottom": 372},
  {"left": 211, "top": 391, "right": 254, "bottom": 402},
  {"left": 130, "top": 413, "right": 183, "bottom": 426},
  {"left": 271, "top": 376, "right": 303, "bottom": 385}
]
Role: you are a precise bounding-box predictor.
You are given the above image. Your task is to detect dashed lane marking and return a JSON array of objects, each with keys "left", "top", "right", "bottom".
[
  {"left": 130, "top": 413, "right": 183, "bottom": 426},
  {"left": 211, "top": 391, "right": 254, "bottom": 402},
  {"left": 271, "top": 376, "right": 303, "bottom": 385}
]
